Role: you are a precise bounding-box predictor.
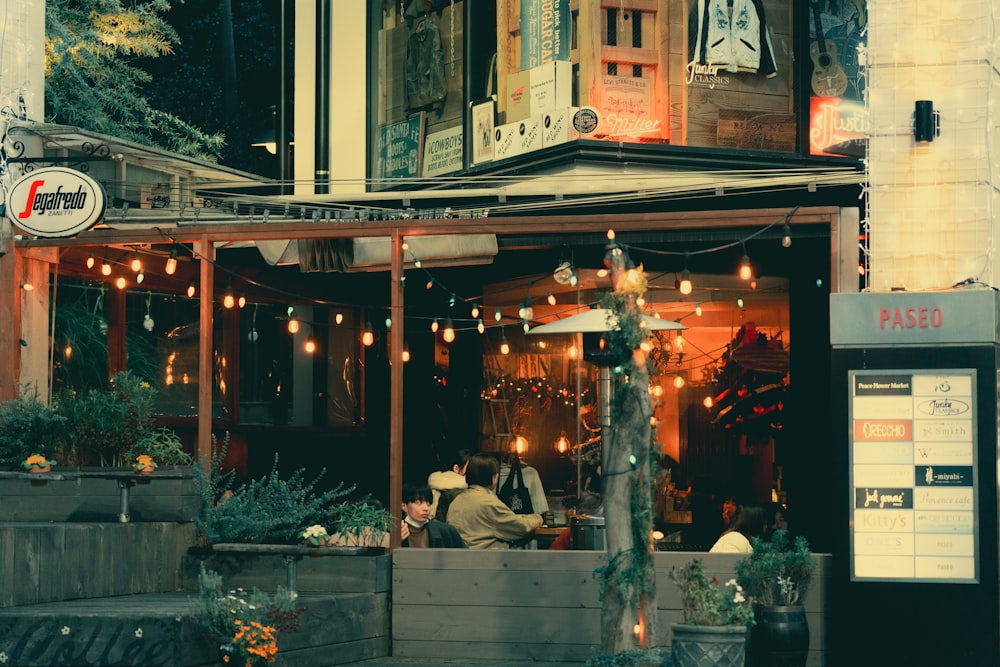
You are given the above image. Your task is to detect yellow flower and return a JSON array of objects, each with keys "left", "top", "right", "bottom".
[{"left": 25, "top": 454, "right": 47, "bottom": 466}]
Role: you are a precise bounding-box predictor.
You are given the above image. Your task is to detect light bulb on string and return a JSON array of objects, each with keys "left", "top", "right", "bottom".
[
  {"left": 101, "top": 260, "right": 112, "bottom": 276},
  {"left": 136, "top": 271, "right": 145, "bottom": 284},
  {"left": 546, "top": 291, "right": 556, "bottom": 306},
  {"left": 555, "top": 433, "right": 570, "bottom": 454},
  {"left": 385, "top": 315, "right": 392, "bottom": 328},
  {"left": 362, "top": 321, "right": 374, "bottom": 347},
  {"left": 442, "top": 318, "right": 456, "bottom": 343},
  {"left": 142, "top": 291, "right": 154, "bottom": 332},
  {"left": 782, "top": 224, "right": 792, "bottom": 248},
  {"left": 471, "top": 304, "right": 480, "bottom": 319},
  {"left": 737, "top": 296, "right": 745, "bottom": 308},
  {"left": 425, "top": 277, "right": 434, "bottom": 290},
  {"left": 335, "top": 312, "right": 344, "bottom": 325},
  {"left": 287, "top": 318, "right": 300, "bottom": 334},
  {"left": 304, "top": 337, "right": 316, "bottom": 354},
  {"left": 679, "top": 268, "right": 692, "bottom": 295},
  {"left": 750, "top": 277, "right": 758, "bottom": 290},
  {"left": 248, "top": 304, "right": 259, "bottom": 342},
  {"left": 130, "top": 257, "right": 142, "bottom": 272},
  {"left": 187, "top": 283, "right": 196, "bottom": 298},
  {"left": 703, "top": 395, "right": 714, "bottom": 408},
  {"left": 673, "top": 375, "right": 685, "bottom": 389},
  {"left": 401, "top": 344, "right": 411, "bottom": 363},
  {"left": 165, "top": 248, "right": 178, "bottom": 275},
  {"left": 494, "top": 308, "right": 502, "bottom": 322},
  {"left": 477, "top": 319, "right": 485, "bottom": 334},
  {"left": 115, "top": 276, "right": 127, "bottom": 290},
  {"left": 223, "top": 286, "right": 235, "bottom": 309},
  {"left": 499, "top": 327, "right": 510, "bottom": 355},
  {"left": 522, "top": 321, "right": 530, "bottom": 333},
  {"left": 739, "top": 246, "right": 752, "bottom": 281},
  {"left": 238, "top": 295, "right": 247, "bottom": 309},
  {"left": 86, "top": 254, "right": 95, "bottom": 269},
  {"left": 431, "top": 318, "right": 439, "bottom": 333},
  {"left": 695, "top": 303, "right": 703, "bottom": 317}
]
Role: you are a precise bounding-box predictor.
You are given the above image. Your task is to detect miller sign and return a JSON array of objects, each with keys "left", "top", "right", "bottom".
[{"left": 5, "top": 167, "right": 107, "bottom": 238}]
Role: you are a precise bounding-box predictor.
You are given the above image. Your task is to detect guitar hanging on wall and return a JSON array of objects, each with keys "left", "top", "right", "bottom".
[{"left": 810, "top": 1, "right": 848, "bottom": 97}]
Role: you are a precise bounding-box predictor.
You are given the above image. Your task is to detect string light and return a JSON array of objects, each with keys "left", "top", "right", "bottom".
[
  {"left": 470, "top": 304, "right": 480, "bottom": 319},
  {"left": 385, "top": 315, "right": 392, "bottom": 328},
  {"left": 679, "top": 268, "right": 692, "bottom": 295},
  {"left": 431, "top": 318, "right": 439, "bottom": 333},
  {"left": 136, "top": 271, "right": 145, "bottom": 284},
  {"left": 695, "top": 303, "right": 702, "bottom": 317},
  {"left": 335, "top": 312, "right": 344, "bottom": 324},
  {"left": 130, "top": 257, "right": 142, "bottom": 272},
  {"left": 500, "top": 327, "right": 510, "bottom": 355},
  {"left": 477, "top": 319, "right": 485, "bottom": 334},
  {"left": 555, "top": 433, "right": 570, "bottom": 454},
  {"left": 737, "top": 296, "right": 745, "bottom": 308},
  {"left": 402, "top": 343, "right": 411, "bottom": 363},
  {"left": 101, "top": 259, "right": 112, "bottom": 276},
  {"left": 546, "top": 291, "right": 556, "bottom": 306},
  {"left": 238, "top": 295, "right": 247, "bottom": 308},
  {"left": 304, "top": 337, "right": 316, "bottom": 354},
  {"left": 739, "top": 245, "right": 752, "bottom": 281},
  {"left": 442, "top": 317, "right": 456, "bottom": 343},
  {"left": 494, "top": 307, "right": 502, "bottom": 322},
  {"left": 673, "top": 375, "right": 685, "bottom": 389},
  {"left": 115, "top": 276, "right": 127, "bottom": 289},
  {"left": 165, "top": 247, "right": 178, "bottom": 275},
  {"left": 362, "top": 320, "right": 374, "bottom": 347},
  {"left": 86, "top": 254, "right": 95, "bottom": 269},
  {"left": 287, "top": 318, "right": 300, "bottom": 334},
  {"left": 223, "top": 286, "right": 235, "bottom": 309},
  {"left": 782, "top": 224, "right": 792, "bottom": 248},
  {"left": 187, "top": 283, "right": 196, "bottom": 298}
]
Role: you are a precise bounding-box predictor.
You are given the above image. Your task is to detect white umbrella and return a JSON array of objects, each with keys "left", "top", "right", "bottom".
[{"left": 527, "top": 308, "right": 686, "bottom": 334}]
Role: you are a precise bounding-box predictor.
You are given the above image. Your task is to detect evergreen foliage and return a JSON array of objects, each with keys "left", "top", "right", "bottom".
[
  {"left": 736, "top": 529, "right": 815, "bottom": 607},
  {"left": 0, "top": 386, "right": 67, "bottom": 465},
  {"left": 44, "top": 0, "right": 224, "bottom": 159},
  {"left": 196, "top": 445, "right": 355, "bottom": 545}
]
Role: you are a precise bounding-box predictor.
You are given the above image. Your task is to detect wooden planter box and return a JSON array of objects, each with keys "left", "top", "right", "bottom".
[{"left": 0, "top": 466, "right": 198, "bottom": 522}]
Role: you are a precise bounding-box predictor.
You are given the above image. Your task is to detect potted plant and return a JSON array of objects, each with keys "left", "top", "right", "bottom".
[
  {"left": 0, "top": 386, "right": 66, "bottom": 467},
  {"left": 196, "top": 564, "right": 302, "bottom": 666},
  {"left": 132, "top": 454, "right": 158, "bottom": 474},
  {"left": 670, "top": 559, "right": 755, "bottom": 667},
  {"left": 22, "top": 453, "right": 57, "bottom": 474},
  {"left": 299, "top": 524, "right": 331, "bottom": 547},
  {"left": 734, "top": 529, "right": 816, "bottom": 667}
]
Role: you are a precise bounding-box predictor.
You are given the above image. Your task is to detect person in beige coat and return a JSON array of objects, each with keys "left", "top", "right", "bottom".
[{"left": 447, "top": 453, "right": 542, "bottom": 549}]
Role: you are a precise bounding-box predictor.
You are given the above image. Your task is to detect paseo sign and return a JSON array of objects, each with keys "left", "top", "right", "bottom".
[
  {"left": 5, "top": 167, "right": 107, "bottom": 238},
  {"left": 830, "top": 292, "right": 1000, "bottom": 346}
]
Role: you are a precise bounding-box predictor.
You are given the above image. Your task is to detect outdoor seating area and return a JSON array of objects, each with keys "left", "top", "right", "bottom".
[{"left": 0, "top": 513, "right": 832, "bottom": 666}]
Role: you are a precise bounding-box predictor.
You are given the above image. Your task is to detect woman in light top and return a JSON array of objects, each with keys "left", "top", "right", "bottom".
[
  {"left": 447, "top": 453, "right": 542, "bottom": 549},
  {"left": 709, "top": 504, "right": 767, "bottom": 553}
]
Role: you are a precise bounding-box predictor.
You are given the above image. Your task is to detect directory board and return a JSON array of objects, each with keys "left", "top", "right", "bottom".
[{"left": 849, "top": 370, "right": 978, "bottom": 583}]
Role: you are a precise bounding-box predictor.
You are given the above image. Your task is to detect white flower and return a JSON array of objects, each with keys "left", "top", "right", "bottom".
[
  {"left": 733, "top": 591, "right": 746, "bottom": 604},
  {"left": 0, "top": 651, "right": 8, "bottom": 664},
  {"left": 134, "top": 628, "right": 143, "bottom": 638},
  {"left": 725, "top": 578, "right": 737, "bottom": 587},
  {"left": 60, "top": 626, "right": 71, "bottom": 635},
  {"left": 301, "top": 524, "right": 329, "bottom": 539}
]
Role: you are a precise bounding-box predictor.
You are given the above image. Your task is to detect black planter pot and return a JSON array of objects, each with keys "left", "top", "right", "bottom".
[{"left": 749, "top": 604, "right": 809, "bottom": 667}]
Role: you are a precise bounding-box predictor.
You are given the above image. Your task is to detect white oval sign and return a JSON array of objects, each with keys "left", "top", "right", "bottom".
[{"left": 5, "top": 166, "right": 107, "bottom": 238}]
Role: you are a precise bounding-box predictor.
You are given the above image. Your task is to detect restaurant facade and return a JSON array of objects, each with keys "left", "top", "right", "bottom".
[{"left": 3, "top": 1, "right": 1000, "bottom": 663}]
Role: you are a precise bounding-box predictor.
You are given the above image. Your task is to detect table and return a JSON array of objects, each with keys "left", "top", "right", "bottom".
[{"left": 528, "top": 525, "right": 566, "bottom": 549}]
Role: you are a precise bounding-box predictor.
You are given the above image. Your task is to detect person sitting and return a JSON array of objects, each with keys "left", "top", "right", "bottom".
[
  {"left": 400, "top": 483, "right": 466, "bottom": 548},
  {"left": 498, "top": 452, "right": 550, "bottom": 516},
  {"left": 427, "top": 448, "right": 471, "bottom": 521},
  {"left": 709, "top": 504, "right": 767, "bottom": 553},
  {"left": 447, "top": 453, "right": 543, "bottom": 549}
]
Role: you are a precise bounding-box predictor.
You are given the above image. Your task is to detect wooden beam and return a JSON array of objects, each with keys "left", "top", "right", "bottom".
[
  {"left": 17, "top": 207, "right": 842, "bottom": 248},
  {"left": 196, "top": 236, "right": 215, "bottom": 476}
]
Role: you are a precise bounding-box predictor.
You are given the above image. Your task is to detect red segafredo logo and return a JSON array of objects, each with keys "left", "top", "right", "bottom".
[{"left": 5, "top": 167, "right": 107, "bottom": 238}]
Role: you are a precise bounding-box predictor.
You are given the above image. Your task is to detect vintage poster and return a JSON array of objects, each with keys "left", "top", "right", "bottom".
[
  {"left": 597, "top": 75, "right": 662, "bottom": 141},
  {"left": 471, "top": 99, "right": 495, "bottom": 164},
  {"left": 375, "top": 113, "right": 425, "bottom": 179},
  {"left": 422, "top": 124, "right": 464, "bottom": 177},
  {"left": 519, "top": 0, "right": 570, "bottom": 69}
]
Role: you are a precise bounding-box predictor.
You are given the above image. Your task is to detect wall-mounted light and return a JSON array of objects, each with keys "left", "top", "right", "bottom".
[
  {"left": 20, "top": 282, "right": 33, "bottom": 291},
  {"left": 913, "top": 100, "right": 940, "bottom": 144}
]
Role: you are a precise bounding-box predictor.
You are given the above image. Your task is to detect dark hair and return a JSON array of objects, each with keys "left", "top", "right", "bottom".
[
  {"left": 464, "top": 453, "right": 500, "bottom": 487},
  {"left": 402, "top": 483, "right": 433, "bottom": 504},
  {"left": 448, "top": 448, "right": 473, "bottom": 471},
  {"left": 729, "top": 505, "right": 768, "bottom": 540}
]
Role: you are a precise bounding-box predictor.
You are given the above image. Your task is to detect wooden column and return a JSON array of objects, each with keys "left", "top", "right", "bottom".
[
  {"left": 0, "top": 241, "right": 20, "bottom": 401},
  {"left": 389, "top": 230, "right": 404, "bottom": 550},
  {"left": 196, "top": 236, "right": 215, "bottom": 475}
]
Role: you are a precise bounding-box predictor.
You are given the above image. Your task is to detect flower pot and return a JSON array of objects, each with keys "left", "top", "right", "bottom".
[
  {"left": 28, "top": 464, "right": 51, "bottom": 474},
  {"left": 134, "top": 466, "right": 155, "bottom": 475},
  {"left": 749, "top": 604, "right": 809, "bottom": 667},
  {"left": 672, "top": 623, "right": 748, "bottom": 667}
]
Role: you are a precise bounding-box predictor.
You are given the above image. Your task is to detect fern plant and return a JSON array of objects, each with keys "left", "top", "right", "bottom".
[{"left": 196, "top": 438, "right": 355, "bottom": 544}]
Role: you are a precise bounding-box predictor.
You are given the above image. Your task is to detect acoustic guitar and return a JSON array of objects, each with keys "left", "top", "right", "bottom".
[{"left": 810, "top": 1, "right": 848, "bottom": 97}]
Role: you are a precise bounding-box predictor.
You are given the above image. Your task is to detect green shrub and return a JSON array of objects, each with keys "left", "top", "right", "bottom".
[
  {"left": 196, "top": 441, "right": 355, "bottom": 544},
  {"left": 126, "top": 426, "right": 192, "bottom": 466},
  {"left": 735, "top": 529, "right": 815, "bottom": 607},
  {"left": 0, "top": 386, "right": 67, "bottom": 465}
]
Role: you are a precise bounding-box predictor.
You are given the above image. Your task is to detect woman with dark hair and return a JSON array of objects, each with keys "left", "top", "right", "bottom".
[
  {"left": 709, "top": 504, "right": 768, "bottom": 553},
  {"left": 447, "top": 453, "right": 543, "bottom": 549},
  {"left": 427, "top": 448, "right": 472, "bottom": 521}
]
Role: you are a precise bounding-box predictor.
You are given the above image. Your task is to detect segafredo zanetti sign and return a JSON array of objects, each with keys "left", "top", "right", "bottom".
[{"left": 5, "top": 166, "right": 107, "bottom": 238}]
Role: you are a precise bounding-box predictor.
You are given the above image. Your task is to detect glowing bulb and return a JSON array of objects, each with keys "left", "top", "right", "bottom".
[
  {"left": 500, "top": 337, "right": 510, "bottom": 355},
  {"left": 471, "top": 305, "right": 480, "bottom": 319},
  {"left": 130, "top": 257, "right": 142, "bottom": 272},
  {"left": 674, "top": 333, "right": 685, "bottom": 352},
  {"left": 555, "top": 435, "right": 570, "bottom": 454},
  {"left": 703, "top": 395, "right": 714, "bottom": 408},
  {"left": 514, "top": 435, "right": 528, "bottom": 454},
  {"left": 64, "top": 345, "right": 72, "bottom": 359},
  {"left": 431, "top": 318, "right": 439, "bottom": 333},
  {"left": 494, "top": 308, "right": 502, "bottom": 322},
  {"left": 442, "top": 319, "right": 455, "bottom": 343},
  {"left": 223, "top": 290, "right": 235, "bottom": 309},
  {"left": 673, "top": 375, "right": 685, "bottom": 389},
  {"left": 115, "top": 276, "right": 127, "bottom": 289},
  {"left": 335, "top": 312, "right": 344, "bottom": 324},
  {"left": 695, "top": 303, "right": 702, "bottom": 316},
  {"left": 385, "top": 316, "right": 392, "bottom": 328},
  {"left": 287, "top": 318, "right": 300, "bottom": 334},
  {"left": 607, "top": 229, "right": 616, "bottom": 241},
  {"left": 568, "top": 344, "right": 578, "bottom": 359},
  {"left": 750, "top": 278, "right": 758, "bottom": 290},
  {"left": 782, "top": 224, "right": 792, "bottom": 248},
  {"left": 477, "top": 319, "right": 485, "bottom": 334},
  {"left": 362, "top": 330, "right": 374, "bottom": 347},
  {"left": 651, "top": 384, "right": 664, "bottom": 397},
  {"left": 86, "top": 254, "right": 95, "bottom": 269},
  {"left": 546, "top": 292, "right": 556, "bottom": 306},
  {"left": 187, "top": 283, "right": 196, "bottom": 298},
  {"left": 401, "top": 345, "right": 411, "bottom": 363},
  {"left": 739, "top": 255, "right": 752, "bottom": 281},
  {"left": 143, "top": 314, "right": 154, "bottom": 332},
  {"left": 101, "top": 261, "right": 112, "bottom": 276},
  {"left": 136, "top": 271, "right": 145, "bottom": 284},
  {"left": 165, "top": 249, "right": 178, "bottom": 275},
  {"left": 737, "top": 296, "right": 745, "bottom": 308},
  {"left": 304, "top": 338, "right": 316, "bottom": 354},
  {"left": 679, "top": 269, "right": 692, "bottom": 295},
  {"left": 238, "top": 295, "right": 247, "bottom": 309}
]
